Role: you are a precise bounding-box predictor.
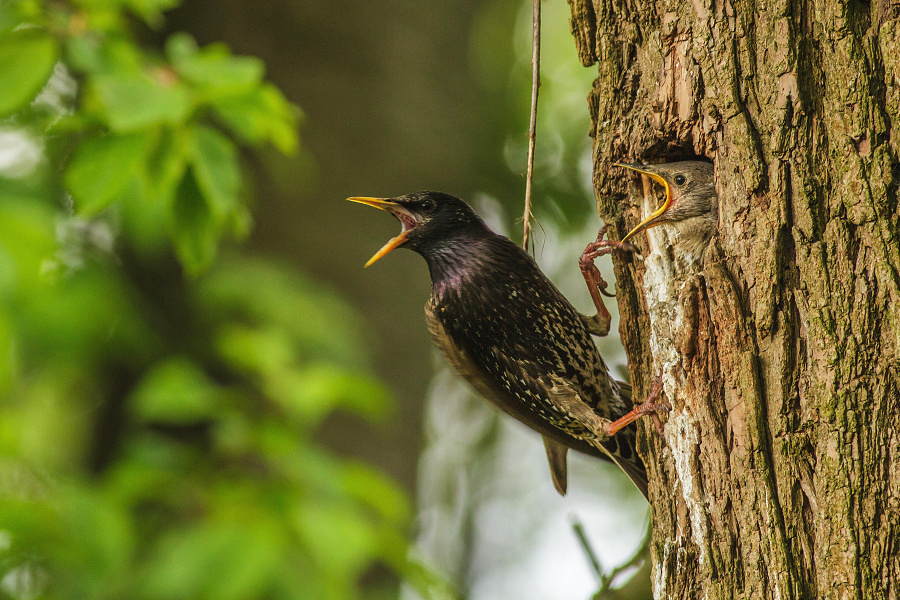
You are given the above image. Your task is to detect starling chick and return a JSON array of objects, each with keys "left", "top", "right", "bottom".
[
  {"left": 617, "top": 161, "right": 718, "bottom": 256},
  {"left": 349, "top": 192, "right": 665, "bottom": 498}
]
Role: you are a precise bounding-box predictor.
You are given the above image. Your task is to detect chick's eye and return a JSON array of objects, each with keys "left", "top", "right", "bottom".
[
  {"left": 674, "top": 174, "right": 686, "bottom": 185},
  {"left": 420, "top": 199, "right": 435, "bottom": 212}
]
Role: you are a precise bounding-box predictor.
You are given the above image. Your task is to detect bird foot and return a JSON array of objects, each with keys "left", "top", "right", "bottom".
[
  {"left": 579, "top": 225, "right": 638, "bottom": 299},
  {"left": 639, "top": 374, "right": 669, "bottom": 437},
  {"left": 581, "top": 225, "right": 639, "bottom": 259},
  {"left": 605, "top": 372, "right": 669, "bottom": 437}
]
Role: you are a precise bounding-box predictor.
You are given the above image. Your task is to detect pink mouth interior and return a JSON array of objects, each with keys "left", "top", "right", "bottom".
[{"left": 396, "top": 208, "right": 418, "bottom": 232}]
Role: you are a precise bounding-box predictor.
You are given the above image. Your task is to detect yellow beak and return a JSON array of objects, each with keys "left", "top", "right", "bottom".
[
  {"left": 347, "top": 197, "right": 413, "bottom": 267},
  {"left": 615, "top": 163, "right": 674, "bottom": 243}
]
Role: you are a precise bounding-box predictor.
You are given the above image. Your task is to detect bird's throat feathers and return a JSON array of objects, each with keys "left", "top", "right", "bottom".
[{"left": 426, "top": 236, "right": 502, "bottom": 295}]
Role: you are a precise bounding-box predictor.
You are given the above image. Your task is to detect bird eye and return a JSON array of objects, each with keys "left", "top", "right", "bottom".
[
  {"left": 674, "top": 174, "right": 686, "bottom": 185},
  {"left": 420, "top": 199, "right": 435, "bottom": 212}
]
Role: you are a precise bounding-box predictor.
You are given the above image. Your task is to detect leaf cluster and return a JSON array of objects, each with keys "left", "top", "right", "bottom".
[
  {"left": 1, "top": 0, "right": 297, "bottom": 272},
  {"left": 0, "top": 1, "right": 447, "bottom": 598}
]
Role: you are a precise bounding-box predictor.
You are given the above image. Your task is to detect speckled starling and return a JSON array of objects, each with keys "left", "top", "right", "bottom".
[
  {"left": 617, "top": 161, "right": 718, "bottom": 256},
  {"left": 349, "top": 192, "right": 665, "bottom": 498}
]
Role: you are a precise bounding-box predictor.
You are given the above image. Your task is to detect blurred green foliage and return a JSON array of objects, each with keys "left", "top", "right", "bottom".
[
  {"left": 0, "top": 1, "right": 439, "bottom": 598},
  {"left": 470, "top": 0, "right": 596, "bottom": 228}
]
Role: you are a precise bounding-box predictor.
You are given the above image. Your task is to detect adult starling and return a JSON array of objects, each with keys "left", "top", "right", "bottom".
[
  {"left": 349, "top": 192, "right": 664, "bottom": 498},
  {"left": 617, "top": 161, "right": 718, "bottom": 256}
]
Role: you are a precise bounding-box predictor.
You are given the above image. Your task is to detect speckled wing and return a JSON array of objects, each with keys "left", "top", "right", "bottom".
[
  {"left": 425, "top": 297, "right": 647, "bottom": 497},
  {"left": 425, "top": 299, "right": 591, "bottom": 493},
  {"left": 512, "top": 361, "right": 646, "bottom": 499},
  {"left": 478, "top": 343, "right": 627, "bottom": 462}
]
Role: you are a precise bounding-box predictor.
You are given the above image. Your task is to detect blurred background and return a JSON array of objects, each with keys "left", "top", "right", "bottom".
[{"left": 0, "top": 0, "right": 649, "bottom": 598}]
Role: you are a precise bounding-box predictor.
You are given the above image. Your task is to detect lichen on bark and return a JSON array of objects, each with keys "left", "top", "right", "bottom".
[{"left": 567, "top": 0, "right": 900, "bottom": 598}]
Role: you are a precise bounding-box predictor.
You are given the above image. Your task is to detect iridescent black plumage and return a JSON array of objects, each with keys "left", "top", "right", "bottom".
[{"left": 350, "top": 191, "right": 648, "bottom": 497}]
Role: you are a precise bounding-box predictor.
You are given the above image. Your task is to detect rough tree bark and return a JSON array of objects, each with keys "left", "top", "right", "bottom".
[{"left": 566, "top": 1, "right": 900, "bottom": 598}]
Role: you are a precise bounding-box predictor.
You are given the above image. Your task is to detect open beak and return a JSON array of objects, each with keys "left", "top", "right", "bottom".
[
  {"left": 347, "top": 197, "right": 418, "bottom": 267},
  {"left": 615, "top": 163, "right": 674, "bottom": 243}
]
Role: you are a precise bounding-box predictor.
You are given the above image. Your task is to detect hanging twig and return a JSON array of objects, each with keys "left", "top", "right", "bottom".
[{"left": 522, "top": 0, "right": 541, "bottom": 254}]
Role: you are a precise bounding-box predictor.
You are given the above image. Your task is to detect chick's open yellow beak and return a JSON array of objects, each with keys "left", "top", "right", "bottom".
[
  {"left": 615, "top": 163, "right": 674, "bottom": 243},
  {"left": 347, "top": 197, "right": 412, "bottom": 267}
]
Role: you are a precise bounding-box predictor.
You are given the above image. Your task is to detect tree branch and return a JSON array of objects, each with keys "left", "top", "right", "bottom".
[
  {"left": 522, "top": 0, "right": 540, "bottom": 254},
  {"left": 571, "top": 517, "right": 651, "bottom": 599}
]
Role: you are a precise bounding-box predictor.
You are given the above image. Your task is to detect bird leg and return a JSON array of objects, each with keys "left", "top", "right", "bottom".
[
  {"left": 605, "top": 373, "right": 668, "bottom": 437},
  {"left": 579, "top": 225, "right": 638, "bottom": 336}
]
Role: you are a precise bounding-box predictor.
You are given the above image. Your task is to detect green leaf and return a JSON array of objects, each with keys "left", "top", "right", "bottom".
[
  {"left": 121, "top": 129, "right": 187, "bottom": 252},
  {"left": 215, "top": 325, "right": 294, "bottom": 376},
  {"left": 65, "top": 132, "right": 151, "bottom": 214},
  {"left": 167, "top": 33, "right": 264, "bottom": 93},
  {"left": 56, "top": 486, "right": 135, "bottom": 593},
  {"left": 340, "top": 462, "right": 411, "bottom": 525},
  {"left": 0, "top": 4, "right": 20, "bottom": 33},
  {"left": 196, "top": 256, "right": 367, "bottom": 364},
  {"left": 93, "top": 71, "right": 191, "bottom": 131},
  {"left": 213, "top": 84, "right": 299, "bottom": 153},
  {"left": 66, "top": 34, "right": 143, "bottom": 75},
  {"left": 0, "top": 29, "right": 58, "bottom": 117},
  {"left": 164, "top": 31, "right": 197, "bottom": 62},
  {"left": 120, "top": 0, "right": 180, "bottom": 27},
  {"left": 143, "top": 127, "right": 188, "bottom": 204},
  {"left": 0, "top": 194, "right": 56, "bottom": 296},
  {"left": 120, "top": 179, "right": 168, "bottom": 255},
  {"left": 0, "top": 485, "right": 136, "bottom": 599},
  {"left": 19, "top": 267, "right": 159, "bottom": 364},
  {"left": 103, "top": 443, "right": 184, "bottom": 506},
  {"left": 142, "top": 522, "right": 282, "bottom": 600},
  {"left": 190, "top": 124, "right": 241, "bottom": 216},
  {"left": 130, "top": 358, "right": 220, "bottom": 424},
  {"left": 271, "top": 363, "right": 393, "bottom": 425},
  {"left": 294, "top": 502, "right": 377, "bottom": 578},
  {"left": 0, "top": 311, "right": 12, "bottom": 393},
  {"left": 169, "top": 168, "right": 220, "bottom": 274}
]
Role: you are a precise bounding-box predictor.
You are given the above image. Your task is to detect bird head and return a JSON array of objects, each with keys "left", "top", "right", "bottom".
[
  {"left": 616, "top": 161, "right": 716, "bottom": 243},
  {"left": 348, "top": 191, "right": 488, "bottom": 267}
]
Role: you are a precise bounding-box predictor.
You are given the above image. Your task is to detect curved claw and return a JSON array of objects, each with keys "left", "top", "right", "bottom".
[{"left": 606, "top": 370, "right": 669, "bottom": 437}]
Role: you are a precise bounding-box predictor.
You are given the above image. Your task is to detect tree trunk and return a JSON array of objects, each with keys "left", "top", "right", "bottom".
[{"left": 567, "top": 1, "right": 900, "bottom": 598}]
